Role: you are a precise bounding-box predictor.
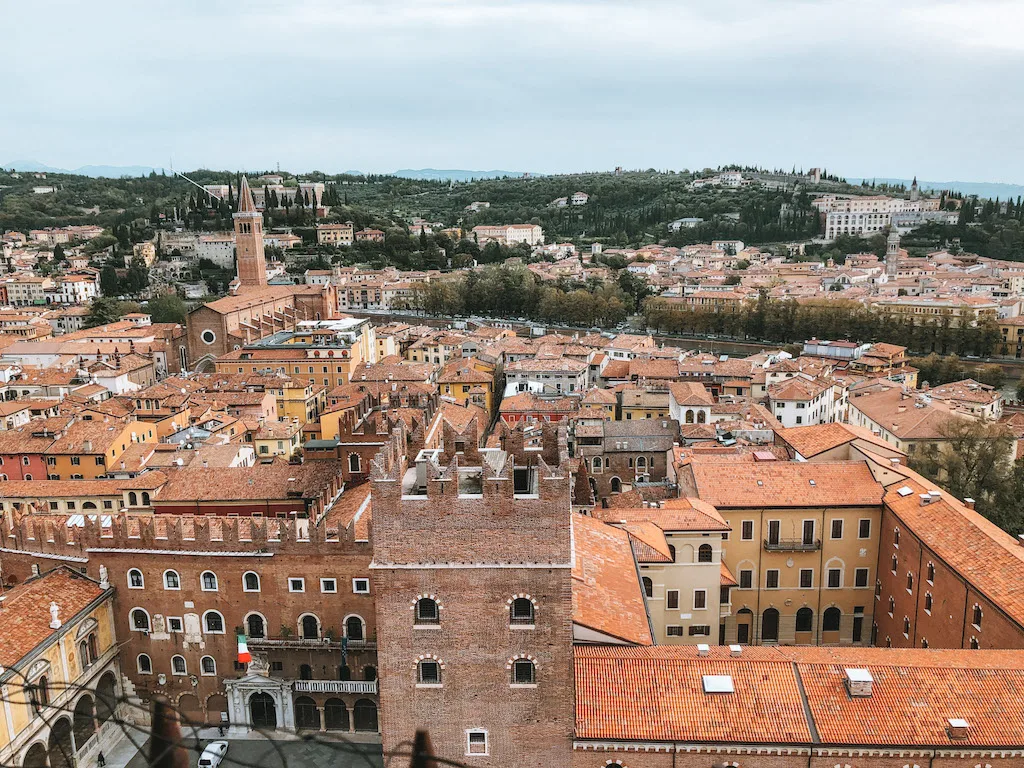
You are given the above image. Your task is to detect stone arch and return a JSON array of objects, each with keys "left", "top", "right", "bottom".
[
  {"left": 610, "top": 476, "right": 621, "bottom": 493},
  {"left": 47, "top": 717, "right": 74, "bottom": 768},
  {"left": 177, "top": 694, "right": 203, "bottom": 726},
  {"left": 761, "top": 607, "right": 780, "bottom": 643},
  {"left": 96, "top": 672, "right": 117, "bottom": 724},
  {"left": 245, "top": 612, "right": 267, "bottom": 639},
  {"left": 344, "top": 614, "right": 365, "bottom": 641},
  {"left": 299, "top": 613, "right": 321, "bottom": 640},
  {"left": 23, "top": 742, "right": 48, "bottom": 768},
  {"left": 293, "top": 696, "right": 318, "bottom": 730},
  {"left": 72, "top": 694, "right": 95, "bottom": 747},
  {"left": 353, "top": 699, "right": 378, "bottom": 732},
  {"left": 697, "top": 410, "right": 706, "bottom": 423},
  {"left": 249, "top": 692, "right": 276, "bottom": 729},
  {"left": 205, "top": 694, "right": 228, "bottom": 726},
  {"left": 324, "top": 698, "right": 349, "bottom": 730}
]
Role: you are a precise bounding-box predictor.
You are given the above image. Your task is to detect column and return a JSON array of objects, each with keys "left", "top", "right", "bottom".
[
  {"left": 316, "top": 707, "right": 325, "bottom": 733},
  {"left": 347, "top": 704, "right": 354, "bottom": 734}
]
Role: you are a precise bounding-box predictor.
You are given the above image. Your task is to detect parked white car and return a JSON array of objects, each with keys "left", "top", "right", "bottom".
[{"left": 198, "top": 741, "right": 229, "bottom": 768}]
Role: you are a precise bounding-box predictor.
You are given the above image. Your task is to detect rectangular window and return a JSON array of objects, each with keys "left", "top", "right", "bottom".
[
  {"left": 767, "top": 520, "right": 781, "bottom": 546},
  {"left": 467, "top": 731, "right": 488, "bottom": 756},
  {"left": 831, "top": 519, "right": 844, "bottom": 539},
  {"left": 858, "top": 518, "right": 871, "bottom": 539},
  {"left": 271, "top": 661, "right": 284, "bottom": 672},
  {"left": 320, "top": 578, "right": 337, "bottom": 593},
  {"left": 741, "top": 520, "right": 754, "bottom": 540},
  {"left": 168, "top": 617, "right": 183, "bottom": 633},
  {"left": 766, "top": 570, "right": 780, "bottom": 589},
  {"left": 95, "top": 456, "right": 104, "bottom": 465},
  {"left": 799, "top": 569, "right": 813, "bottom": 589},
  {"left": 352, "top": 578, "right": 370, "bottom": 594},
  {"left": 666, "top": 590, "right": 680, "bottom": 610},
  {"left": 49, "top": 501, "right": 59, "bottom": 511},
  {"left": 828, "top": 568, "right": 842, "bottom": 588},
  {"left": 688, "top": 625, "right": 711, "bottom": 636},
  {"left": 666, "top": 625, "right": 684, "bottom": 636},
  {"left": 71, "top": 456, "right": 80, "bottom": 466},
  {"left": 739, "top": 569, "right": 753, "bottom": 589},
  {"left": 288, "top": 578, "right": 305, "bottom": 593},
  {"left": 855, "top": 568, "right": 869, "bottom": 587},
  {"left": 693, "top": 589, "right": 707, "bottom": 610}
]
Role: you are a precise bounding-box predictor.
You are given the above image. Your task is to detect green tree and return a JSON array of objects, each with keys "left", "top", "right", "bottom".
[
  {"left": 146, "top": 293, "right": 188, "bottom": 325},
  {"left": 85, "top": 298, "right": 140, "bottom": 328},
  {"left": 99, "top": 265, "right": 121, "bottom": 297}
]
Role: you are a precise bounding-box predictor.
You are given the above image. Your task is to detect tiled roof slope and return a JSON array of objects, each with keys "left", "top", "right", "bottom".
[
  {"left": 575, "top": 646, "right": 1024, "bottom": 747},
  {"left": 571, "top": 513, "right": 652, "bottom": 646},
  {"left": 690, "top": 460, "right": 884, "bottom": 508}
]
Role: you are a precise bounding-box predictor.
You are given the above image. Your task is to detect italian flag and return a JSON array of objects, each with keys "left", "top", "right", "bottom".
[{"left": 237, "top": 634, "right": 251, "bottom": 664}]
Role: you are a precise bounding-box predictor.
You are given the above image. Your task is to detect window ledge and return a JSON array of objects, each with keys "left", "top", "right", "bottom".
[
  {"left": 413, "top": 624, "right": 441, "bottom": 630},
  {"left": 415, "top": 683, "right": 443, "bottom": 689},
  {"left": 509, "top": 683, "right": 537, "bottom": 689},
  {"left": 509, "top": 624, "right": 535, "bottom": 630}
]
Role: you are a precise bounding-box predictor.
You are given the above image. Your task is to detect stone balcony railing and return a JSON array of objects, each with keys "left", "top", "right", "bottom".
[
  {"left": 291, "top": 680, "right": 378, "bottom": 695},
  {"left": 247, "top": 636, "right": 376, "bottom": 651}
]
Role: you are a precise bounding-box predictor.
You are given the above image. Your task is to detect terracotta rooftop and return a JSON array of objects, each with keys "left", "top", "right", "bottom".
[
  {"left": 571, "top": 513, "right": 652, "bottom": 646},
  {"left": 156, "top": 463, "right": 337, "bottom": 503},
  {"left": 0, "top": 567, "right": 107, "bottom": 667},
  {"left": 776, "top": 422, "right": 905, "bottom": 459},
  {"left": 597, "top": 497, "right": 729, "bottom": 532},
  {"left": 689, "top": 460, "right": 884, "bottom": 508}
]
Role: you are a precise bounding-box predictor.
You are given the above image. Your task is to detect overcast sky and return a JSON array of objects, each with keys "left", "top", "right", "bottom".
[{"left": 6, "top": 0, "right": 1023, "bottom": 182}]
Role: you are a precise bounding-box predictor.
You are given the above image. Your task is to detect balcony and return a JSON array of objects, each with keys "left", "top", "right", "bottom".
[
  {"left": 248, "top": 637, "right": 376, "bottom": 651},
  {"left": 763, "top": 538, "right": 821, "bottom": 552},
  {"left": 292, "top": 680, "right": 378, "bottom": 694}
]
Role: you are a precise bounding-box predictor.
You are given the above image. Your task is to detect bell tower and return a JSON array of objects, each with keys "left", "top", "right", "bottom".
[
  {"left": 886, "top": 229, "right": 901, "bottom": 277},
  {"left": 234, "top": 176, "right": 268, "bottom": 290}
]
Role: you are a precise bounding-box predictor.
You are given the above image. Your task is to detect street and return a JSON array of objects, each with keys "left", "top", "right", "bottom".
[{"left": 124, "top": 734, "right": 384, "bottom": 768}]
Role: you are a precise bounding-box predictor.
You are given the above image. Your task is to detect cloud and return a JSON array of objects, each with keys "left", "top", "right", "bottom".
[{"left": 3, "top": 0, "right": 1023, "bottom": 181}]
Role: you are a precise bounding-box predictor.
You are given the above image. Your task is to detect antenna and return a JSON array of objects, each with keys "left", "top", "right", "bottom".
[{"left": 174, "top": 169, "right": 227, "bottom": 201}]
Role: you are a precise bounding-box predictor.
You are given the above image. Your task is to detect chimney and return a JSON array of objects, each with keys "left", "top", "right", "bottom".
[
  {"left": 844, "top": 667, "right": 873, "bottom": 697},
  {"left": 31, "top": 564, "right": 40, "bottom": 577},
  {"left": 82, "top": 439, "right": 92, "bottom": 453},
  {"left": 697, "top": 643, "right": 710, "bottom": 657},
  {"left": 964, "top": 497, "right": 975, "bottom": 510},
  {"left": 920, "top": 493, "right": 933, "bottom": 506},
  {"left": 729, "top": 644, "right": 742, "bottom": 657},
  {"left": 947, "top": 718, "right": 970, "bottom": 740}
]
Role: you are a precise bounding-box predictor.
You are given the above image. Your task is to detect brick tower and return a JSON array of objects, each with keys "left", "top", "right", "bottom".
[
  {"left": 234, "top": 175, "right": 268, "bottom": 290},
  {"left": 369, "top": 423, "right": 575, "bottom": 767}
]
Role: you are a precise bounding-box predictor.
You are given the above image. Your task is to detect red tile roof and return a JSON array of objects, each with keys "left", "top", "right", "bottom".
[
  {"left": 689, "top": 460, "right": 884, "bottom": 508},
  {"left": 0, "top": 567, "right": 107, "bottom": 667},
  {"left": 571, "top": 513, "right": 652, "bottom": 646}
]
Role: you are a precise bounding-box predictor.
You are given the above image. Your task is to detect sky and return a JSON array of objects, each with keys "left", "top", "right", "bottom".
[{"left": 5, "top": 0, "right": 1024, "bottom": 183}]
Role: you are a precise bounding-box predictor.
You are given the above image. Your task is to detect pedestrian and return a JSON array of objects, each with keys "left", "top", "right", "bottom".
[
  {"left": 217, "top": 725, "right": 225, "bottom": 737},
  {"left": 97, "top": 752, "right": 106, "bottom": 768}
]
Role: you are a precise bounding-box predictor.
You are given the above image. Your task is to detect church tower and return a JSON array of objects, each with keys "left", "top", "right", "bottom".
[
  {"left": 909, "top": 175, "right": 920, "bottom": 202},
  {"left": 886, "top": 229, "right": 901, "bottom": 277},
  {"left": 234, "top": 176, "right": 268, "bottom": 290}
]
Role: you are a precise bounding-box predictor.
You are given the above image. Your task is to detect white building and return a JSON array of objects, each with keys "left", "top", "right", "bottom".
[
  {"left": 197, "top": 234, "right": 236, "bottom": 268},
  {"left": 766, "top": 374, "right": 837, "bottom": 427}
]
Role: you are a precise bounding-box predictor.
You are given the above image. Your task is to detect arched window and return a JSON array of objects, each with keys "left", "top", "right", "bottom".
[
  {"left": 610, "top": 477, "right": 621, "bottom": 493},
  {"left": 348, "top": 453, "right": 361, "bottom": 473},
  {"left": 668, "top": 544, "right": 676, "bottom": 562},
  {"left": 591, "top": 456, "right": 601, "bottom": 472},
  {"left": 363, "top": 666, "right": 377, "bottom": 681},
  {"left": 301, "top": 614, "right": 320, "bottom": 639},
  {"left": 163, "top": 570, "right": 180, "bottom": 590},
  {"left": 203, "top": 610, "right": 225, "bottom": 634},
  {"left": 697, "top": 410, "right": 706, "bottom": 424},
  {"left": 171, "top": 656, "right": 186, "bottom": 676},
  {"left": 510, "top": 658, "right": 536, "bottom": 685},
  {"left": 131, "top": 609, "right": 150, "bottom": 631},
  {"left": 246, "top": 613, "right": 265, "bottom": 639},
  {"left": 201, "top": 656, "right": 216, "bottom": 676},
  {"left": 894, "top": 527, "right": 900, "bottom": 546},
  {"left": 642, "top": 577, "right": 653, "bottom": 598},
  {"left": 137, "top": 654, "right": 152, "bottom": 674},
  {"left": 891, "top": 554, "right": 898, "bottom": 572},
  {"left": 903, "top": 616, "right": 911, "bottom": 635},
  {"left": 300, "top": 664, "right": 313, "bottom": 681},
  {"left": 201, "top": 571, "right": 218, "bottom": 591},
  {"left": 906, "top": 572, "right": 914, "bottom": 592},
  {"left": 510, "top": 598, "right": 534, "bottom": 625},
  {"left": 926, "top": 562, "right": 935, "bottom": 582},
  {"left": 924, "top": 592, "right": 933, "bottom": 612},
  {"left": 87, "top": 633, "right": 98, "bottom": 663},
  {"left": 796, "top": 607, "right": 814, "bottom": 633},
  {"left": 415, "top": 598, "right": 439, "bottom": 625},
  {"left": 822, "top": 607, "right": 841, "bottom": 632},
  {"left": 34, "top": 676, "right": 49, "bottom": 708},
  {"left": 417, "top": 660, "right": 441, "bottom": 685},
  {"left": 636, "top": 456, "right": 647, "bottom": 470},
  {"left": 128, "top": 492, "right": 138, "bottom": 506},
  {"left": 888, "top": 596, "right": 895, "bottom": 615},
  {"left": 685, "top": 409, "right": 695, "bottom": 424},
  {"left": 345, "top": 615, "right": 364, "bottom": 641},
  {"left": 243, "top": 572, "right": 260, "bottom": 592},
  {"left": 142, "top": 492, "right": 150, "bottom": 506},
  {"left": 127, "top": 569, "right": 144, "bottom": 589},
  {"left": 973, "top": 605, "right": 982, "bottom": 629},
  {"left": 698, "top": 544, "right": 713, "bottom": 563},
  {"left": 970, "top": 636, "right": 980, "bottom": 649}
]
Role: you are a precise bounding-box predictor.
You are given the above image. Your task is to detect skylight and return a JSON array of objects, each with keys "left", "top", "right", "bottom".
[
  {"left": 897, "top": 486, "right": 913, "bottom": 497},
  {"left": 702, "top": 674, "right": 734, "bottom": 694}
]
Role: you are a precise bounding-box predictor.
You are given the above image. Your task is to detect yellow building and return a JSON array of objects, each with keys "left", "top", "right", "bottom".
[
  {"left": 438, "top": 358, "right": 495, "bottom": 413},
  {"left": 0, "top": 566, "right": 127, "bottom": 768},
  {"left": 266, "top": 376, "right": 327, "bottom": 424},
  {"left": 43, "top": 418, "right": 155, "bottom": 480},
  {"left": 253, "top": 419, "right": 304, "bottom": 459},
  {"left": 619, "top": 386, "right": 669, "bottom": 420},
  {"left": 681, "top": 460, "right": 884, "bottom": 646}
]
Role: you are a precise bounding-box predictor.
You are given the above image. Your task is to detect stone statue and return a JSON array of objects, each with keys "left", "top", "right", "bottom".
[
  {"left": 99, "top": 565, "right": 109, "bottom": 589},
  {"left": 151, "top": 614, "right": 166, "bottom": 635},
  {"left": 49, "top": 602, "right": 61, "bottom": 629},
  {"left": 247, "top": 653, "right": 270, "bottom": 677}
]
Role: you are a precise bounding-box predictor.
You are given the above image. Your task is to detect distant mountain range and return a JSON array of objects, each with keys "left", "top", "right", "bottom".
[
  {"left": 2, "top": 160, "right": 162, "bottom": 178},
  {"left": 848, "top": 177, "right": 1024, "bottom": 202},
  {"left": 391, "top": 168, "right": 532, "bottom": 181}
]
